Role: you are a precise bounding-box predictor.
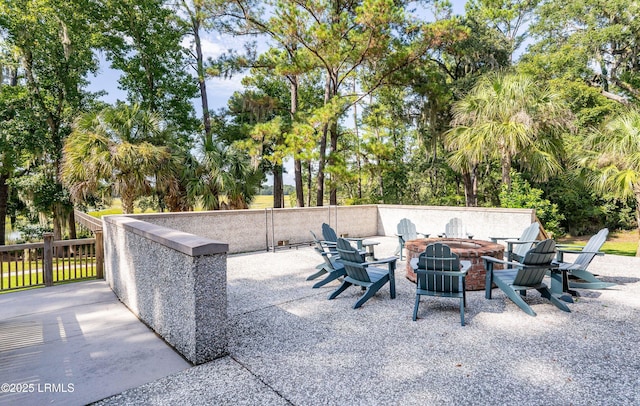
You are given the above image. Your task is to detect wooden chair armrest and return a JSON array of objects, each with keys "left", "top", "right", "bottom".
[
  {"left": 366, "top": 256, "right": 398, "bottom": 265},
  {"left": 490, "top": 236, "right": 515, "bottom": 242},
  {"left": 555, "top": 243, "right": 583, "bottom": 249},
  {"left": 506, "top": 239, "right": 538, "bottom": 245},
  {"left": 481, "top": 255, "right": 521, "bottom": 268},
  {"left": 505, "top": 240, "right": 538, "bottom": 252}
]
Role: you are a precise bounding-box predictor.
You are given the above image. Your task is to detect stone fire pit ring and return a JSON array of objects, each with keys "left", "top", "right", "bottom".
[{"left": 404, "top": 238, "right": 504, "bottom": 291}]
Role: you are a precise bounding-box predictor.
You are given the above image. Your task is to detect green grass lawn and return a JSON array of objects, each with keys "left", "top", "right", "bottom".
[
  {"left": 87, "top": 198, "right": 156, "bottom": 217},
  {"left": 600, "top": 241, "right": 637, "bottom": 256},
  {"left": 1, "top": 259, "right": 97, "bottom": 291},
  {"left": 87, "top": 195, "right": 289, "bottom": 216},
  {"left": 250, "top": 195, "right": 292, "bottom": 209},
  {"left": 558, "top": 230, "right": 638, "bottom": 257}
]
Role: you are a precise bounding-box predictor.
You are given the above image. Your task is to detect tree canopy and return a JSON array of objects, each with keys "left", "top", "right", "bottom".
[{"left": 2, "top": 0, "right": 640, "bottom": 250}]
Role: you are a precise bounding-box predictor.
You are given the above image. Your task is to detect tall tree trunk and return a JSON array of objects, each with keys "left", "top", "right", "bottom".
[
  {"left": 273, "top": 164, "right": 284, "bottom": 208},
  {"left": 316, "top": 74, "right": 332, "bottom": 206},
  {"left": 307, "top": 161, "right": 312, "bottom": 207},
  {"left": 68, "top": 210, "right": 77, "bottom": 240},
  {"left": 462, "top": 166, "right": 478, "bottom": 207},
  {"left": 53, "top": 205, "right": 63, "bottom": 241},
  {"left": 354, "top": 82, "right": 362, "bottom": 200},
  {"left": 294, "top": 159, "right": 303, "bottom": 207},
  {"left": 122, "top": 188, "right": 136, "bottom": 214},
  {"left": 0, "top": 174, "right": 8, "bottom": 245},
  {"left": 471, "top": 170, "right": 478, "bottom": 207},
  {"left": 213, "top": 191, "right": 220, "bottom": 210},
  {"left": 192, "top": 9, "right": 212, "bottom": 146},
  {"left": 316, "top": 124, "right": 328, "bottom": 207},
  {"left": 378, "top": 160, "right": 384, "bottom": 200},
  {"left": 328, "top": 70, "right": 339, "bottom": 206},
  {"left": 290, "top": 75, "right": 304, "bottom": 207},
  {"left": 501, "top": 150, "right": 512, "bottom": 190},
  {"left": 329, "top": 121, "right": 338, "bottom": 205}
]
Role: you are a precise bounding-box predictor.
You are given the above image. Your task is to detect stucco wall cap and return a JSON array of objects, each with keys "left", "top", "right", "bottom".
[{"left": 103, "top": 215, "right": 228, "bottom": 256}]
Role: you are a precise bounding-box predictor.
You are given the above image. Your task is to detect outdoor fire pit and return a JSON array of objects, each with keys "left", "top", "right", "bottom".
[{"left": 405, "top": 238, "right": 504, "bottom": 290}]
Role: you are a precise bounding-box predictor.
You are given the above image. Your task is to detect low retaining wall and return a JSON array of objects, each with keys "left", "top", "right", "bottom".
[
  {"left": 127, "top": 205, "right": 534, "bottom": 254},
  {"left": 133, "top": 205, "right": 379, "bottom": 254},
  {"left": 102, "top": 216, "right": 228, "bottom": 365},
  {"left": 376, "top": 205, "right": 536, "bottom": 241}
]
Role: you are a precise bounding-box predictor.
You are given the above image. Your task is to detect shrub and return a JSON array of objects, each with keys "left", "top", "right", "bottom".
[{"left": 499, "top": 171, "right": 565, "bottom": 237}]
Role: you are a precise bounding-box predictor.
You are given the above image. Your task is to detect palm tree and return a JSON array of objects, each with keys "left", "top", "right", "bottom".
[
  {"left": 188, "top": 141, "right": 262, "bottom": 210},
  {"left": 446, "top": 72, "right": 570, "bottom": 192},
  {"left": 62, "top": 104, "right": 171, "bottom": 214},
  {"left": 585, "top": 108, "right": 640, "bottom": 255},
  {"left": 157, "top": 151, "right": 199, "bottom": 212}
]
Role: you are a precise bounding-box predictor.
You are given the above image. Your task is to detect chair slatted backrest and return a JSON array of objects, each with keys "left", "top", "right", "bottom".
[
  {"left": 310, "top": 230, "right": 323, "bottom": 252},
  {"left": 512, "top": 222, "right": 540, "bottom": 259},
  {"left": 311, "top": 231, "right": 340, "bottom": 269},
  {"left": 512, "top": 239, "right": 556, "bottom": 286},
  {"left": 444, "top": 218, "right": 466, "bottom": 238},
  {"left": 311, "top": 230, "right": 334, "bottom": 251},
  {"left": 322, "top": 223, "right": 338, "bottom": 244},
  {"left": 573, "top": 228, "right": 608, "bottom": 269},
  {"left": 336, "top": 238, "right": 371, "bottom": 283},
  {"left": 397, "top": 218, "right": 418, "bottom": 241},
  {"left": 417, "top": 243, "right": 462, "bottom": 293}
]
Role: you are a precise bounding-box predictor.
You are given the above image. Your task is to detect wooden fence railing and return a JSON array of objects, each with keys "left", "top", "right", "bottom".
[
  {"left": 0, "top": 231, "right": 103, "bottom": 292},
  {"left": 74, "top": 209, "right": 104, "bottom": 232}
]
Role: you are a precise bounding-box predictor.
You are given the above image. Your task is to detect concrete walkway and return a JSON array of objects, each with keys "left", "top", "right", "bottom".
[
  {"left": 3, "top": 236, "right": 640, "bottom": 405},
  {"left": 0, "top": 281, "right": 189, "bottom": 405}
]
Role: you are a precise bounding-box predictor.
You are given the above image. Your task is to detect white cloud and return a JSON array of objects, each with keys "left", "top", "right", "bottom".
[
  {"left": 199, "top": 37, "right": 226, "bottom": 59},
  {"left": 205, "top": 75, "right": 246, "bottom": 110},
  {"left": 181, "top": 34, "right": 229, "bottom": 60}
]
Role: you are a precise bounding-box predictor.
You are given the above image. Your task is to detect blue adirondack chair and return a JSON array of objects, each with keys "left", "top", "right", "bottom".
[
  {"left": 395, "top": 218, "right": 429, "bottom": 260},
  {"left": 328, "top": 238, "right": 397, "bottom": 309},
  {"left": 490, "top": 222, "right": 540, "bottom": 262},
  {"left": 410, "top": 243, "right": 471, "bottom": 325},
  {"left": 321, "top": 223, "right": 378, "bottom": 259},
  {"left": 483, "top": 239, "right": 570, "bottom": 316},
  {"left": 307, "top": 230, "right": 331, "bottom": 281},
  {"left": 440, "top": 218, "right": 473, "bottom": 239},
  {"left": 553, "top": 228, "right": 615, "bottom": 290},
  {"left": 307, "top": 231, "right": 347, "bottom": 288}
]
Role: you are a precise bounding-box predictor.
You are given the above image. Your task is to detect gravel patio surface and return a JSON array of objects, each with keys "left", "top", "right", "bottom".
[{"left": 95, "top": 236, "right": 640, "bottom": 406}]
